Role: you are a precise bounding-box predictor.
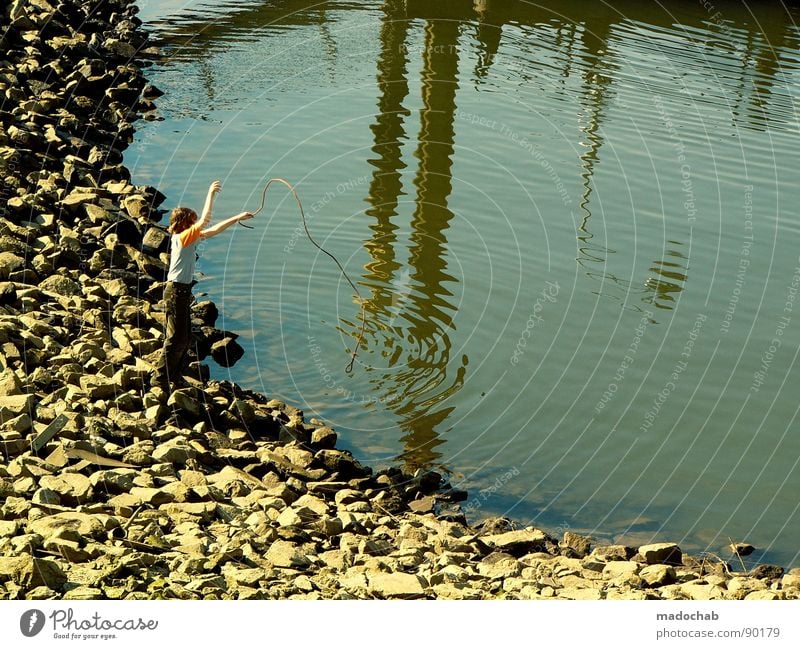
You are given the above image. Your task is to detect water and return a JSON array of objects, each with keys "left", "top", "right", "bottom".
[{"left": 130, "top": 0, "right": 800, "bottom": 567}]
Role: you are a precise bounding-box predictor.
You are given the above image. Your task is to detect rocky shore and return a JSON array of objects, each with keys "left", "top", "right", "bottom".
[{"left": 0, "top": 0, "right": 797, "bottom": 601}]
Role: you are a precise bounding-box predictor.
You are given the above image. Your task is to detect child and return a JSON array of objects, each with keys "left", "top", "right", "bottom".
[{"left": 153, "top": 180, "right": 253, "bottom": 392}]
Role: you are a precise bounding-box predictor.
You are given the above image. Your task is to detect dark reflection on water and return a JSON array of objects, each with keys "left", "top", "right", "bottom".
[{"left": 361, "top": 1, "right": 468, "bottom": 470}]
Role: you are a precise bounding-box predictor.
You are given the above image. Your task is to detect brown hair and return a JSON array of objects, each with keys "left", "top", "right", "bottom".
[{"left": 168, "top": 206, "right": 197, "bottom": 234}]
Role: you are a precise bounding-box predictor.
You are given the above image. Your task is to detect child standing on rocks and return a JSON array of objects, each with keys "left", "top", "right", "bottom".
[{"left": 153, "top": 180, "right": 253, "bottom": 392}]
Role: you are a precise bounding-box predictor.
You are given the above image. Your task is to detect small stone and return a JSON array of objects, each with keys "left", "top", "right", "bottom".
[
  {"left": 639, "top": 564, "right": 676, "bottom": 587},
  {"left": 64, "top": 586, "right": 104, "bottom": 600},
  {"left": 639, "top": 543, "right": 682, "bottom": 565},
  {"left": 558, "top": 587, "right": 602, "bottom": 600},
  {"left": 477, "top": 552, "right": 521, "bottom": 580},
  {"left": 481, "top": 528, "right": 548, "bottom": 556},
  {"left": 602, "top": 561, "right": 640, "bottom": 579},
  {"left": 561, "top": 531, "right": 592, "bottom": 557},
  {"left": 38, "top": 473, "right": 93, "bottom": 505},
  {"left": 367, "top": 572, "right": 426, "bottom": 598},
  {"left": 265, "top": 540, "right": 310, "bottom": 568},
  {"left": 167, "top": 390, "right": 201, "bottom": 417},
  {"left": 210, "top": 336, "right": 244, "bottom": 367},
  {"left": 130, "top": 486, "right": 174, "bottom": 507},
  {"left": 311, "top": 426, "right": 337, "bottom": 448},
  {"left": 728, "top": 542, "right": 755, "bottom": 556},
  {"left": 749, "top": 564, "right": 784, "bottom": 581},
  {"left": 744, "top": 591, "right": 780, "bottom": 600}
]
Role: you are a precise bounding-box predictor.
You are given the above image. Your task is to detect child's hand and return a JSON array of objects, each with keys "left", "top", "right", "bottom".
[
  {"left": 237, "top": 211, "right": 254, "bottom": 221},
  {"left": 208, "top": 180, "right": 222, "bottom": 195}
]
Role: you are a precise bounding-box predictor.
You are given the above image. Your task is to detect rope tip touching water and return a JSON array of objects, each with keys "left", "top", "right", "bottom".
[{"left": 240, "top": 177, "right": 367, "bottom": 373}]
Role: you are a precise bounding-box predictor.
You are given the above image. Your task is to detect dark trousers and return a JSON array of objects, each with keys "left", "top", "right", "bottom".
[{"left": 154, "top": 282, "right": 192, "bottom": 389}]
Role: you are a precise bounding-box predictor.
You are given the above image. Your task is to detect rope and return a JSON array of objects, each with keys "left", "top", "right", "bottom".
[{"left": 240, "top": 178, "right": 366, "bottom": 373}]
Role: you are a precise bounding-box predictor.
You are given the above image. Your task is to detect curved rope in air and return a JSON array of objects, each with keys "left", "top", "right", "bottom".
[{"left": 239, "top": 178, "right": 366, "bottom": 373}]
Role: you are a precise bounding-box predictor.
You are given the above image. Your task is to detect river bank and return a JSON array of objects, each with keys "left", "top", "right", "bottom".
[{"left": 0, "top": 0, "right": 797, "bottom": 600}]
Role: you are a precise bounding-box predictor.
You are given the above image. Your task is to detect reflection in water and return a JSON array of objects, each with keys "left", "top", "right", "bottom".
[
  {"left": 643, "top": 243, "right": 689, "bottom": 311},
  {"left": 361, "top": 3, "right": 468, "bottom": 470}
]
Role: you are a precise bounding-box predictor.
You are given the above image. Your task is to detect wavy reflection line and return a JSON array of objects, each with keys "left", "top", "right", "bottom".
[{"left": 359, "top": 6, "right": 468, "bottom": 471}]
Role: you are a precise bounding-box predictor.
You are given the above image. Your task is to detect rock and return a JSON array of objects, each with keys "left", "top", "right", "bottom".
[
  {"left": 0, "top": 393, "right": 36, "bottom": 418},
  {"left": 593, "top": 545, "right": 634, "bottom": 561},
  {"left": 0, "top": 555, "right": 66, "bottom": 591},
  {"left": 728, "top": 542, "right": 755, "bottom": 556},
  {"left": 64, "top": 586, "right": 105, "bottom": 600},
  {"left": 477, "top": 552, "right": 521, "bottom": 580},
  {"left": 680, "top": 582, "right": 726, "bottom": 600},
  {"left": 265, "top": 540, "right": 311, "bottom": 568},
  {"left": 749, "top": 564, "right": 784, "bottom": 581},
  {"left": 561, "top": 530, "right": 592, "bottom": 557},
  {"left": 210, "top": 336, "right": 244, "bottom": 367},
  {"left": 602, "top": 561, "right": 640, "bottom": 579},
  {"left": 727, "top": 577, "right": 767, "bottom": 597},
  {"left": 152, "top": 440, "right": 195, "bottom": 465},
  {"left": 639, "top": 542, "right": 682, "bottom": 565},
  {"left": 639, "top": 564, "right": 676, "bottom": 587},
  {"left": 0, "top": 252, "right": 25, "bottom": 280},
  {"left": 38, "top": 473, "right": 93, "bottom": 505},
  {"left": 167, "top": 390, "right": 201, "bottom": 417},
  {"left": 39, "top": 274, "right": 82, "bottom": 297},
  {"left": 141, "top": 227, "right": 169, "bottom": 256},
  {"left": 481, "top": 528, "right": 548, "bottom": 556},
  {"left": 367, "top": 572, "right": 426, "bottom": 598},
  {"left": 130, "top": 486, "right": 174, "bottom": 507},
  {"left": 557, "top": 587, "right": 602, "bottom": 600},
  {"left": 311, "top": 426, "right": 337, "bottom": 448},
  {"left": 744, "top": 591, "right": 780, "bottom": 600},
  {"left": 0, "top": 368, "right": 22, "bottom": 396},
  {"left": 28, "top": 513, "right": 109, "bottom": 539}
]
